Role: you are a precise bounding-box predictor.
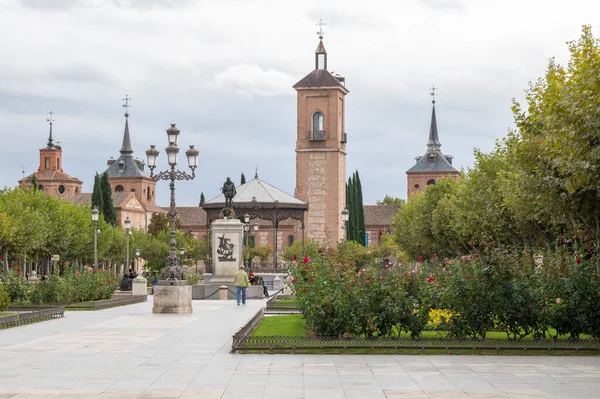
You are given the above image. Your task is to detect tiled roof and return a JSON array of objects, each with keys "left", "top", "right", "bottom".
[
  {"left": 162, "top": 207, "right": 206, "bottom": 227},
  {"left": 363, "top": 205, "right": 400, "bottom": 227},
  {"left": 205, "top": 177, "right": 306, "bottom": 207},
  {"left": 293, "top": 69, "right": 348, "bottom": 92},
  {"left": 19, "top": 170, "right": 82, "bottom": 184},
  {"left": 406, "top": 151, "right": 458, "bottom": 173},
  {"left": 70, "top": 192, "right": 129, "bottom": 208},
  {"left": 104, "top": 156, "right": 151, "bottom": 178}
]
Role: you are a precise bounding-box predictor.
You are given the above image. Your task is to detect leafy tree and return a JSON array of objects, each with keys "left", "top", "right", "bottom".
[
  {"left": 240, "top": 173, "right": 246, "bottom": 185},
  {"left": 376, "top": 195, "right": 405, "bottom": 206},
  {"left": 148, "top": 213, "right": 180, "bottom": 236},
  {"left": 199, "top": 192, "right": 205, "bottom": 207},
  {"left": 100, "top": 173, "right": 116, "bottom": 226}
]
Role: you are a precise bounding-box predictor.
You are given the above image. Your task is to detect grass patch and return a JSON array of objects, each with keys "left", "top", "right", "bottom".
[
  {"left": 252, "top": 315, "right": 306, "bottom": 337},
  {"left": 0, "top": 312, "right": 18, "bottom": 317}
]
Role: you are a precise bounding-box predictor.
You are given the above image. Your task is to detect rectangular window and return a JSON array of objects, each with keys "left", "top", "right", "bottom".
[
  {"left": 288, "top": 235, "right": 294, "bottom": 247},
  {"left": 44, "top": 157, "right": 50, "bottom": 169}
]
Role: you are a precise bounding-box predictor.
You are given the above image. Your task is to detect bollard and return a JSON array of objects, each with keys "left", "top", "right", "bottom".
[{"left": 219, "top": 285, "right": 228, "bottom": 300}]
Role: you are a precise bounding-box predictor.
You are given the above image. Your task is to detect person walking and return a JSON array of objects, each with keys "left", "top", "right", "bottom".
[{"left": 234, "top": 265, "right": 249, "bottom": 305}]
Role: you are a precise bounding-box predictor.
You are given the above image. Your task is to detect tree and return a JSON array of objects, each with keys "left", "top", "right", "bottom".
[
  {"left": 199, "top": 192, "right": 205, "bottom": 207},
  {"left": 100, "top": 173, "right": 116, "bottom": 226},
  {"left": 240, "top": 173, "right": 246, "bottom": 185},
  {"left": 354, "top": 171, "right": 366, "bottom": 246},
  {"left": 376, "top": 195, "right": 405, "bottom": 206},
  {"left": 91, "top": 173, "right": 103, "bottom": 212},
  {"left": 148, "top": 213, "right": 180, "bottom": 236},
  {"left": 29, "top": 174, "right": 38, "bottom": 190},
  {"left": 346, "top": 175, "right": 356, "bottom": 241}
]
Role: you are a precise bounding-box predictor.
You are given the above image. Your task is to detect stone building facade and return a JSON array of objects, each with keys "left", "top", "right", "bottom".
[{"left": 293, "top": 36, "right": 348, "bottom": 244}]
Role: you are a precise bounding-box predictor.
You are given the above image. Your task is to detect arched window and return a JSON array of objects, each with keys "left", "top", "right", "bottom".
[
  {"left": 427, "top": 179, "right": 436, "bottom": 186},
  {"left": 115, "top": 185, "right": 124, "bottom": 192},
  {"left": 147, "top": 188, "right": 151, "bottom": 202},
  {"left": 58, "top": 185, "right": 65, "bottom": 194},
  {"left": 131, "top": 188, "right": 136, "bottom": 192},
  {"left": 312, "top": 112, "right": 324, "bottom": 132},
  {"left": 38, "top": 185, "right": 44, "bottom": 190}
]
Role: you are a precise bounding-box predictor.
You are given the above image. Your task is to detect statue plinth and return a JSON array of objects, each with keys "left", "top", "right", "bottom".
[{"left": 211, "top": 218, "right": 244, "bottom": 283}]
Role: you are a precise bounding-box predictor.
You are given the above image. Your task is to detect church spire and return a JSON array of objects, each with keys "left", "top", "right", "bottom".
[
  {"left": 46, "top": 110, "right": 55, "bottom": 148},
  {"left": 315, "top": 19, "right": 327, "bottom": 70},
  {"left": 427, "top": 85, "right": 441, "bottom": 151},
  {"left": 120, "top": 95, "right": 133, "bottom": 156}
]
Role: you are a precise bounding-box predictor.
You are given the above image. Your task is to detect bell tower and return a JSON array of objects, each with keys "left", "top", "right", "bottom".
[{"left": 294, "top": 21, "right": 349, "bottom": 244}]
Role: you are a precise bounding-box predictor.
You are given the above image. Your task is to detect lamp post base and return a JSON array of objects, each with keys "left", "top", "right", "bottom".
[{"left": 152, "top": 280, "right": 192, "bottom": 314}]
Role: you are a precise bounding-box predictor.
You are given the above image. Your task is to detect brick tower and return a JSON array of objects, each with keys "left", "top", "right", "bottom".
[
  {"left": 103, "top": 97, "right": 157, "bottom": 207},
  {"left": 293, "top": 27, "right": 349, "bottom": 244},
  {"left": 406, "top": 87, "right": 460, "bottom": 198},
  {"left": 18, "top": 111, "right": 83, "bottom": 200}
]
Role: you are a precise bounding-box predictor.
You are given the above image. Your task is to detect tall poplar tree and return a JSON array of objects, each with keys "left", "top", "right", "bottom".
[
  {"left": 240, "top": 173, "right": 246, "bottom": 185},
  {"left": 100, "top": 173, "right": 116, "bottom": 226},
  {"left": 199, "top": 192, "right": 206, "bottom": 207},
  {"left": 91, "top": 173, "right": 103, "bottom": 211},
  {"left": 355, "top": 171, "right": 366, "bottom": 246}
]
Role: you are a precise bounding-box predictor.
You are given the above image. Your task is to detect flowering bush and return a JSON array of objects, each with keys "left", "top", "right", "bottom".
[
  {"left": 0, "top": 269, "right": 28, "bottom": 302},
  {"left": 29, "top": 268, "right": 118, "bottom": 304},
  {"left": 0, "top": 284, "right": 10, "bottom": 311},
  {"left": 289, "top": 248, "right": 428, "bottom": 337}
]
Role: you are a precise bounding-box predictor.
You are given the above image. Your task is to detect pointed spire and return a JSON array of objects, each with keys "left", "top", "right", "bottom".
[
  {"left": 427, "top": 86, "right": 441, "bottom": 151},
  {"left": 255, "top": 165, "right": 258, "bottom": 179},
  {"left": 315, "top": 19, "right": 327, "bottom": 70},
  {"left": 46, "top": 110, "right": 55, "bottom": 148},
  {"left": 120, "top": 95, "right": 133, "bottom": 156}
]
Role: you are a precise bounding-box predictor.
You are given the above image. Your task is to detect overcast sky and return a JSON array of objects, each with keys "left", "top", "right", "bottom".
[{"left": 0, "top": 0, "right": 597, "bottom": 207}]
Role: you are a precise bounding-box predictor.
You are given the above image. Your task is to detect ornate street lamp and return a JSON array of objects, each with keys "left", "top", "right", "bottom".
[
  {"left": 91, "top": 206, "right": 99, "bottom": 267},
  {"left": 124, "top": 216, "right": 131, "bottom": 274},
  {"left": 146, "top": 124, "right": 198, "bottom": 279},
  {"left": 135, "top": 248, "right": 140, "bottom": 273},
  {"left": 341, "top": 207, "right": 350, "bottom": 241}
]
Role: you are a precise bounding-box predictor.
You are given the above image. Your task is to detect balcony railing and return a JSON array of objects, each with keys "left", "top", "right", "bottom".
[{"left": 308, "top": 131, "right": 326, "bottom": 141}]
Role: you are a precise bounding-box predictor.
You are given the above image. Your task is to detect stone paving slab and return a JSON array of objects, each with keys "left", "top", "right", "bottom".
[{"left": 1, "top": 298, "right": 600, "bottom": 398}]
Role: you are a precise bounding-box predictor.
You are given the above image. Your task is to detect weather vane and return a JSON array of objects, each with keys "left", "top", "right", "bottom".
[
  {"left": 47, "top": 110, "right": 54, "bottom": 125},
  {"left": 123, "top": 95, "right": 131, "bottom": 117},
  {"left": 430, "top": 85, "right": 438, "bottom": 104},
  {"left": 20, "top": 166, "right": 26, "bottom": 178},
  {"left": 316, "top": 19, "right": 326, "bottom": 39}
]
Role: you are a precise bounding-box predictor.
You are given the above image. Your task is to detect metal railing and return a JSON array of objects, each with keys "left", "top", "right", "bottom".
[
  {"left": 232, "top": 308, "right": 265, "bottom": 349},
  {"left": 65, "top": 295, "right": 147, "bottom": 310},
  {"left": 237, "top": 335, "right": 600, "bottom": 354},
  {"left": 308, "top": 131, "right": 326, "bottom": 141},
  {"left": 1, "top": 306, "right": 65, "bottom": 329}
]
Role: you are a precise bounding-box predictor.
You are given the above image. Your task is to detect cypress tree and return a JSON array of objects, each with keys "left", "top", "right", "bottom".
[
  {"left": 347, "top": 175, "right": 356, "bottom": 241},
  {"left": 199, "top": 192, "right": 206, "bottom": 207},
  {"left": 100, "top": 173, "right": 116, "bottom": 226},
  {"left": 30, "top": 174, "right": 38, "bottom": 191},
  {"left": 91, "top": 173, "right": 103, "bottom": 211},
  {"left": 240, "top": 173, "right": 246, "bottom": 185},
  {"left": 355, "top": 170, "right": 366, "bottom": 246}
]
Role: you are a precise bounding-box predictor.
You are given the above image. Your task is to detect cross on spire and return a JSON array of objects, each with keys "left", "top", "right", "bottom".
[
  {"left": 316, "top": 19, "right": 326, "bottom": 39},
  {"left": 20, "top": 165, "right": 26, "bottom": 178},
  {"left": 430, "top": 85, "right": 438, "bottom": 104},
  {"left": 46, "top": 110, "right": 55, "bottom": 147},
  {"left": 122, "top": 95, "right": 131, "bottom": 117}
]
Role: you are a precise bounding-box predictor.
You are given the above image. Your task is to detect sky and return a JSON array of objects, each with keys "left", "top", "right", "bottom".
[{"left": 0, "top": 0, "right": 598, "bottom": 207}]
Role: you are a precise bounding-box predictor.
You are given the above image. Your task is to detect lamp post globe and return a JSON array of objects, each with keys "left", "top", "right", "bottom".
[
  {"left": 341, "top": 208, "right": 350, "bottom": 241},
  {"left": 124, "top": 216, "right": 131, "bottom": 275}
]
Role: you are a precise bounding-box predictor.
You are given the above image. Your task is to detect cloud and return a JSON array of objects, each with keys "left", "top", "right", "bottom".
[
  {"left": 419, "top": 0, "right": 466, "bottom": 11},
  {"left": 210, "top": 64, "right": 295, "bottom": 97}
]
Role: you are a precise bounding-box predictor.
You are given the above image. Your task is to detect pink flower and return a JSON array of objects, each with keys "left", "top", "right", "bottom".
[
  {"left": 556, "top": 298, "right": 561, "bottom": 304},
  {"left": 417, "top": 257, "right": 423, "bottom": 263},
  {"left": 366, "top": 250, "right": 371, "bottom": 255},
  {"left": 318, "top": 249, "right": 323, "bottom": 253},
  {"left": 303, "top": 257, "right": 310, "bottom": 264},
  {"left": 427, "top": 277, "right": 435, "bottom": 283}
]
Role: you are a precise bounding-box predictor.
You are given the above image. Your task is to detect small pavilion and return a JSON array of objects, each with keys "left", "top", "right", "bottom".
[{"left": 202, "top": 175, "right": 308, "bottom": 271}]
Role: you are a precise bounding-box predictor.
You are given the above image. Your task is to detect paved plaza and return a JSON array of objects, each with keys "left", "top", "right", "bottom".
[{"left": 1, "top": 299, "right": 600, "bottom": 399}]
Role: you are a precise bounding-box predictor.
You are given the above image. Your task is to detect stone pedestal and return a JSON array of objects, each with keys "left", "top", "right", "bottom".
[
  {"left": 132, "top": 276, "right": 147, "bottom": 296},
  {"left": 152, "top": 280, "right": 192, "bottom": 314},
  {"left": 219, "top": 285, "right": 228, "bottom": 300},
  {"left": 273, "top": 276, "right": 283, "bottom": 292},
  {"left": 211, "top": 218, "right": 244, "bottom": 283}
]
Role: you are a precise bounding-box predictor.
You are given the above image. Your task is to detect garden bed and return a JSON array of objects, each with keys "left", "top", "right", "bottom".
[
  {"left": 65, "top": 295, "right": 147, "bottom": 310},
  {"left": 233, "top": 313, "right": 600, "bottom": 355},
  {"left": 0, "top": 306, "right": 65, "bottom": 329}
]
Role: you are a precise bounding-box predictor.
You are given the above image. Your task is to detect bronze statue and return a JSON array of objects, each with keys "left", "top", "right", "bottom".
[{"left": 221, "top": 177, "right": 236, "bottom": 208}]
